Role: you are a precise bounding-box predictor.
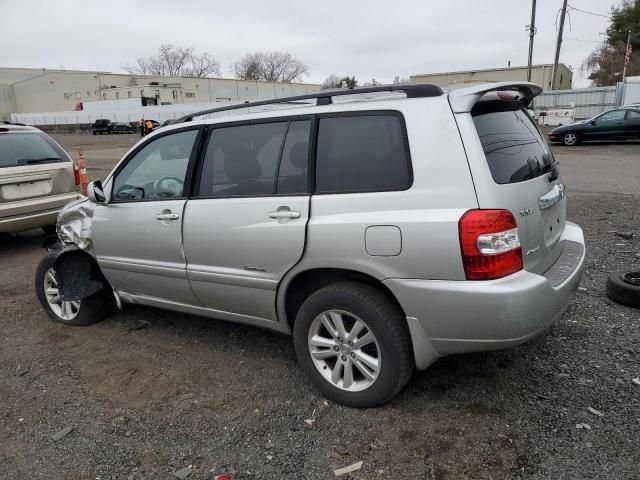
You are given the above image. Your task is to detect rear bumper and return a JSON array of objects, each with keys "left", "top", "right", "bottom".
[
  {"left": 0, "top": 192, "right": 82, "bottom": 233},
  {"left": 385, "top": 222, "right": 585, "bottom": 369}
]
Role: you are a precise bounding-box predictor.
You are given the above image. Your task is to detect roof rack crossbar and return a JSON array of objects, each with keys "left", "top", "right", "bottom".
[{"left": 172, "top": 84, "right": 443, "bottom": 124}]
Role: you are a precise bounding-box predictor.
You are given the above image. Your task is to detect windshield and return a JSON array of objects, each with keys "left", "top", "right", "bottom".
[{"left": 0, "top": 132, "right": 70, "bottom": 168}]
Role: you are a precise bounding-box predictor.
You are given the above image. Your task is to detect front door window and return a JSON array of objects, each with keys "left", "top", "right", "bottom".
[{"left": 112, "top": 129, "right": 198, "bottom": 201}]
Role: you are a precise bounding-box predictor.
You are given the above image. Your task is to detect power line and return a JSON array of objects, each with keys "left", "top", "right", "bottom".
[
  {"left": 564, "top": 36, "right": 600, "bottom": 44},
  {"left": 567, "top": 4, "right": 610, "bottom": 19}
]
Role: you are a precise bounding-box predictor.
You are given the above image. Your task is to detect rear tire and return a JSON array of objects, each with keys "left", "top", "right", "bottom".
[
  {"left": 606, "top": 271, "right": 640, "bottom": 308},
  {"left": 562, "top": 132, "right": 579, "bottom": 146},
  {"left": 35, "top": 252, "right": 114, "bottom": 326},
  {"left": 293, "top": 281, "right": 413, "bottom": 407}
]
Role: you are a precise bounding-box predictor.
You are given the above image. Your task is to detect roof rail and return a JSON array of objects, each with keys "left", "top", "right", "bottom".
[{"left": 172, "top": 84, "right": 444, "bottom": 124}]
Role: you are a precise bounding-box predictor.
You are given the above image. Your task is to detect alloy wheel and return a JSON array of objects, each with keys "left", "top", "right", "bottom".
[
  {"left": 44, "top": 267, "right": 80, "bottom": 321},
  {"left": 563, "top": 133, "right": 577, "bottom": 146},
  {"left": 307, "top": 309, "right": 381, "bottom": 392}
]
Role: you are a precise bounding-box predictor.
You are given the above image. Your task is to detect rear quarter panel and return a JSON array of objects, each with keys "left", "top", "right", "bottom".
[{"left": 280, "top": 98, "right": 478, "bottom": 290}]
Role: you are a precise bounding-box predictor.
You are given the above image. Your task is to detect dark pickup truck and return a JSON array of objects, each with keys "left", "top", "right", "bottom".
[{"left": 91, "top": 119, "right": 113, "bottom": 135}]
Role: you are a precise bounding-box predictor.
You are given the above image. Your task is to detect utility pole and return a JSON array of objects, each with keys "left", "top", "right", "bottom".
[
  {"left": 527, "top": 0, "right": 537, "bottom": 82},
  {"left": 551, "top": 0, "right": 568, "bottom": 90}
]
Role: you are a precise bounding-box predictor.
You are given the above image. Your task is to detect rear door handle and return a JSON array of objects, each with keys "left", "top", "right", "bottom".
[
  {"left": 156, "top": 212, "right": 180, "bottom": 220},
  {"left": 269, "top": 209, "right": 301, "bottom": 219}
]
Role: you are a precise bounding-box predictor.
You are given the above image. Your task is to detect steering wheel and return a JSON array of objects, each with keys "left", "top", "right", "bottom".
[
  {"left": 116, "top": 184, "right": 145, "bottom": 200},
  {"left": 153, "top": 176, "right": 184, "bottom": 197}
]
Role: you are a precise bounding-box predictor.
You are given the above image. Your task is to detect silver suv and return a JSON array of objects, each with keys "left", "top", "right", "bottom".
[{"left": 36, "top": 83, "right": 585, "bottom": 407}]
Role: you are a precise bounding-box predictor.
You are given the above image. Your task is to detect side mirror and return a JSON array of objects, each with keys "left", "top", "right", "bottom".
[
  {"left": 87, "top": 180, "right": 108, "bottom": 205},
  {"left": 590, "top": 120, "right": 596, "bottom": 125}
]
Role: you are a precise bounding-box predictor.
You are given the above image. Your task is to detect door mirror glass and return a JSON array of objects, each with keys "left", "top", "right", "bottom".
[{"left": 87, "top": 180, "right": 108, "bottom": 204}]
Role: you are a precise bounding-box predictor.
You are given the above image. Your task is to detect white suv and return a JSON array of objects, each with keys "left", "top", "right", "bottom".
[{"left": 36, "top": 83, "right": 585, "bottom": 407}]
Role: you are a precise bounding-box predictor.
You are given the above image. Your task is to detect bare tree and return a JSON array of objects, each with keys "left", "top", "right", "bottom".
[
  {"left": 124, "top": 45, "right": 221, "bottom": 78},
  {"left": 155, "top": 44, "right": 191, "bottom": 76},
  {"left": 321, "top": 74, "right": 342, "bottom": 89},
  {"left": 321, "top": 74, "right": 358, "bottom": 90},
  {"left": 232, "top": 51, "right": 308, "bottom": 82},
  {"left": 231, "top": 53, "right": 263, "bottom": 81},
  {"left": 184, "top": 51, "right": 221, "bottom": 77}
]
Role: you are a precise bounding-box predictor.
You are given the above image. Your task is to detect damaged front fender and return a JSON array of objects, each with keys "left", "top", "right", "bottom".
[
  {"left": 56, "top": 198, "right": 96, "bottom": 255},
  {"left": 53, "top": 248, "right": 105, "bottom": 301}
]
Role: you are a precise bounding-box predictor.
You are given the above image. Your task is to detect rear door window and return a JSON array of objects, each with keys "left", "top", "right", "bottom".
[
  {"left": 199, "top": 122, "right": 288, "bottom": 196},
  {"left": 472, "top": 104, "right": 555, "bottom": 184},
  {"left": 315, "top": 114, "right": 411, "bottom": 193},
  {"left": 276, "top": 120, "right": 310, "bottom": 194}
]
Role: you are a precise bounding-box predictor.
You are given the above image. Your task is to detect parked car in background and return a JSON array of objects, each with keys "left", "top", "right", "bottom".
[
  {"left": 110, "top": 122, "right": 134, "bottom": 134},
  {"left": 548, "top": 106, "right": 640, "bottom": 146},
  {"left": 37, "top": 83, "right": 585, "bottom": 407},
  {"left": 91, "top": 119, "right": 113, "bottom": 135},
  {"left": 1, "top": 125, "right": 81, "bottom": 233}
]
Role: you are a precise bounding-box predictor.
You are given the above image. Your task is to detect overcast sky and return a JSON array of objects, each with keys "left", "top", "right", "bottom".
[{"left": 0, "top": 0, "right": 617, "bottom": 87}]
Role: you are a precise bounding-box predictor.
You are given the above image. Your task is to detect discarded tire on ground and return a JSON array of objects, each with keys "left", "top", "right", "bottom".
[{"left": 605, "top": 271, "right": 640, "bottom": 308}]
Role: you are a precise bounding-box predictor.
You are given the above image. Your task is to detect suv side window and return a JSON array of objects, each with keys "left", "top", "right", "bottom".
[
  {"left": 112, "top": 129, "right": 198, "bottom": 201},
  {"left": 199, "top": 122, "right": 288, "bottom": 196},
  {"left": 315, "top": 114, "right": 411, "bottom": 193},
  {"left": 277, "top": 120, "right": 311, "bottom": 194}
]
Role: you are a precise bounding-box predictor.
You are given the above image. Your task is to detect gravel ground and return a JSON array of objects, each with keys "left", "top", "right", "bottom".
[{"left": 1, "top": 137, "right": 639, "bottom": 479}]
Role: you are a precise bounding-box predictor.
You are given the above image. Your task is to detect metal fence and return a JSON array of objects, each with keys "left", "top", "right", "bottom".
[{"left": 532, "top": 86, "right": 617, "bottom": 120}]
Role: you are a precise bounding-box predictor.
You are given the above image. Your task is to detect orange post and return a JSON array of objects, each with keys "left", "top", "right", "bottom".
[{"left": 77, "top": 147, "right": 89, "bottom": 196}]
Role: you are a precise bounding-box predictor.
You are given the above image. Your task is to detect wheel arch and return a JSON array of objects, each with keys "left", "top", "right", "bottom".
[
  {"left": 49, "top": 246, "right": 115, "bottom": 302},
  {"left": 278, "top": 267, "right": 406, "bottom": 332}
]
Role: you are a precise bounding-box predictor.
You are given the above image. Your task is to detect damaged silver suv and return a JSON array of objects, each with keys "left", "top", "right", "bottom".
[{"left": 36, "top": 83, "right": 585, "bottom": 407}]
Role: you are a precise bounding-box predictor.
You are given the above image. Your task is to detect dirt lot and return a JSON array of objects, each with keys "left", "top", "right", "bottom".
[{"left": 1, "top": 133, "right": 639, "bottom": 479}]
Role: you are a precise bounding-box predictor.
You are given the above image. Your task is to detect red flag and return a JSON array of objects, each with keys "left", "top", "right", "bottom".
[{"left": 625, "top": 42, "right": 633, "bottom": 68}]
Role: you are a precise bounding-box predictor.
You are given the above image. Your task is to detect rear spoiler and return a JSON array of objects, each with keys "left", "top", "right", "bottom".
[{"left": 447, "top": 82, "right": 543, "bottom": 113}]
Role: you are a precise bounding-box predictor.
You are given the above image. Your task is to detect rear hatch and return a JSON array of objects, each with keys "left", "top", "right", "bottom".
[
  {"left": 454, "top": 89, "right": 565, "bottom": 275},
  {"left": 0, "top": 130, "right": 77, "bottom": 208}
]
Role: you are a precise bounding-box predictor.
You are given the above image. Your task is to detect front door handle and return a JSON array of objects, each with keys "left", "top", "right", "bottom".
[
  {"left": 269, "top": 209, "right": 301, "bottom": 219},
  {"left": 156, "top": 212, "right": 180, "bottom": 221}
]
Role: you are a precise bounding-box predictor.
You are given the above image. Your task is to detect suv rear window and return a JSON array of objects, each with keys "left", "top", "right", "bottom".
[
  {"left": 315, "top": 114, "right": 411, "bottom": 193},
  {"left": 0, "top": 132, "right": 69, "bottom": 168},
  {"left": 472, "top": 103, "right": 554, "bottom": 184}
]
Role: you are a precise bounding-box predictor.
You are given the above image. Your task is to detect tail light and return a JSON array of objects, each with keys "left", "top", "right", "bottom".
[
  {"left": 459, "top": 209, "right": 523, "bottom": 280},
  {"left": 73, "top": 163, "right": 81, "bottom": 187}
]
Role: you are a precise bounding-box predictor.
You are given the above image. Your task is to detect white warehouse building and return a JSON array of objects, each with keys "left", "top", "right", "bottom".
[{"left": 0, "top": 67, "right": 321, "bottom": 121}]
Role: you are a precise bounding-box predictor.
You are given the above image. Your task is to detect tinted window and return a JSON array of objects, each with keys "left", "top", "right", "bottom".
[
  {"left": 315, "top": 115, "right": 410, "bottom": 193},
  {"left": 626, "top": 110, "right": 640, "bottom": 120},
  {"left": 113, "top": 129, "right": 197, "bottom": 201},
  {"left": 473, "top": 106, "right": 555, "bottom": 184},
  {"left": 597, "top": 110, "right": 625, "bottom": 122},
  {"left": 199, "top": 122, "right": 287, "bottom": 196},
  {"left": 277, "top": 120, "right": 310, "bottom": 194},
  {"left": 0, "top": 132, "right": 69, "bottom": 168}
]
